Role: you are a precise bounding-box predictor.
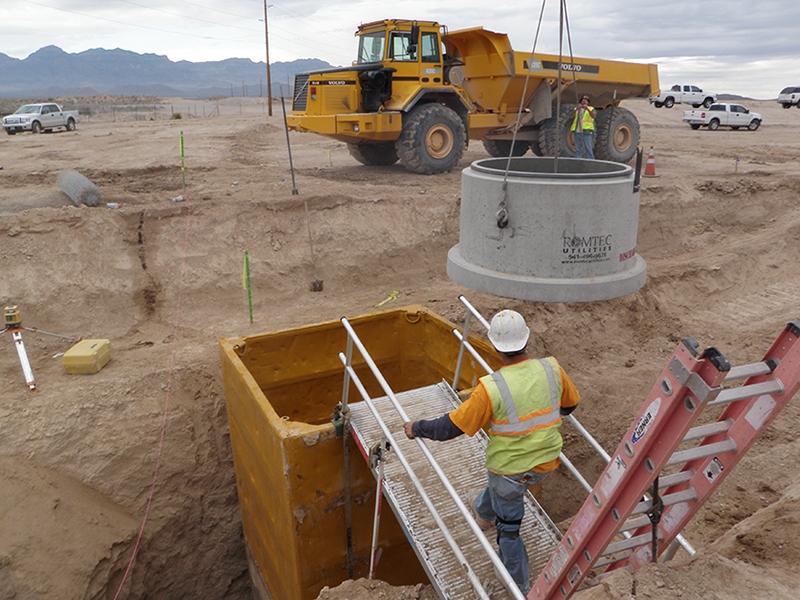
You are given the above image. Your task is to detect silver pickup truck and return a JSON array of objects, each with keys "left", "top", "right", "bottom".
[{"left": 2, "top": 103, "right": 80, "bottom": 135}]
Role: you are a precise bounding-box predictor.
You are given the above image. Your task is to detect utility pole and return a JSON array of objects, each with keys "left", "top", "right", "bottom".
[{"left": 263, "top": 0, "right": 273, "bottom": 116}]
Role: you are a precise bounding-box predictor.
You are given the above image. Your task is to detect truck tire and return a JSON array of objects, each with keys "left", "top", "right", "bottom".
[
  {"left": 66, "top": 118, "right": 76, "bottom": 132},
  {"left": 691, "top": 104, "right": 701, "bottom": 109},
  {"left": 6, "top": 130, "right": 15, "bottom": 135},
  {"left": 594, "top": 107, "right": 640, "bottom": 163},
  {"left": 347, "top": 142, "right": 399, "bottom": 166},
  {"left": 690, "top": 124, "right": 701, "bottom": 130},
  {"left": 396, "top": 104, "right": 466, "bottom": 174},
  {"left": 482, "top": 138, "right": 529, "bottom": 158},
  {"left": 538, "top": 104, "right": 576, "bottom": 158},
  {"left": 529, "top": 137, "right": 543, "bottom": 156},
  {"left": 664, "top": 97, "right": 675, "bottom": 108},
  {"left": 32, "top": 121, "right": 42, "bottom": 134},
  {"left": 653, "top": 101, "right": 664, "bottom": 108},
  {"left": 708, "top": 118, "right": 720, "bottom": 131},
  {"left": 747, "top": 119, "right": 760, "bottom": 131},
  {"left": 703, "top": 97, "right": 714, "bottom": 108}
]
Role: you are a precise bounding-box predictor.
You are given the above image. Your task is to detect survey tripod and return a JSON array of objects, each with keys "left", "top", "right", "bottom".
[{"left": 2, "top": 305, "right": 81, "bottom": 391}]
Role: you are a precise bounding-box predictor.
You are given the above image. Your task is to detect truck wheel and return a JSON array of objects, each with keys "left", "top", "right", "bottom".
[
  {"left": 691, "top": 104, "right": 701, "bottom": 109},
  {"left": 653, "top": 101, "right": 663, "bottom": 108},
  {"left": 594, "top": 107, "right": 640, "bottom": 163},
  {"left": 32, "top": 121, "right": 42, "bottom": 134},
  {"left": 703, "top": 97, "right": 714, "bottom": 108},
  {"left": 708, "top": 118, "right": 720, "bottom": 131},
  {"left": 66, "top": 118, "right": 76, "bottom": 132},
  {"left": 538, "top": 104, "right": 577, "bottom": 158},
  {"left": 396, "top": 104, "right": 466, "bottom": 174},
  {"left": 747, "top": 119, "right": 760, "bottom": 131},
  {"left": 664, "top": 97, "right": 675, "bottom": 108},
  {"left": 529, "top": 137, "right": 543, "bottom": 156},
  {"left": 482, "top": 138, "right": 529, "bottom": 158},
  {"left": 6, "top": 130, "right": 15, "bottom": 135},
  {"left": 690, "top": 124, "right": 701, "bottom": 130},
  {"left": 347, "top": 142, "right": 399, "bottom": 166}
]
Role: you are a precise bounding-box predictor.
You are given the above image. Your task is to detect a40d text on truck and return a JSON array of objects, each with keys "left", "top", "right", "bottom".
[{"left": 286, "top": 20, "right": 659, "bottom": 174}]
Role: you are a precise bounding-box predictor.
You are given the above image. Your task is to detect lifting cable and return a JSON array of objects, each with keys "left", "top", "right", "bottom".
[
  {"left": 495, "top": 0, "right": 547, "bottom": 228},
  {"left": 496, "top": 0, "right": 581, "bottom": 229}
]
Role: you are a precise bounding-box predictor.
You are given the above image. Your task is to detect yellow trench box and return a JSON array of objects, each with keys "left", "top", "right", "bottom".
[{"left": 219, "top": 305, "right": 500, "bottom": 600}]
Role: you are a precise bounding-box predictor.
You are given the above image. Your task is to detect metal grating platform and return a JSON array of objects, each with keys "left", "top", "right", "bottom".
[{"left": 349, "top": 381, "right": 562, "bottom": 599}]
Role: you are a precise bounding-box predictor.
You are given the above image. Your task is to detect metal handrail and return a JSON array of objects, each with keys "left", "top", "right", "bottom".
[
  {"left": 451, "top": 296, "right": 697, "bottom": 559},
  {"left": 339, "top": 317, "right": 527, "bottom": 600}
]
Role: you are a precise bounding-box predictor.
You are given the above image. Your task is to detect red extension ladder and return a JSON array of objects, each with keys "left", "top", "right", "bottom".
[{"left": 529, "top": 321, "right": 800, "bottom": 600}]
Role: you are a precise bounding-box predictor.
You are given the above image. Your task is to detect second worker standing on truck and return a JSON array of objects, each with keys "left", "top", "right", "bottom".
[
  {"left": 403, "top": 309, "right": 580, "bottom": 595},
  {"left": 570, "top": 95, "right": 597, "bottom": 159}
]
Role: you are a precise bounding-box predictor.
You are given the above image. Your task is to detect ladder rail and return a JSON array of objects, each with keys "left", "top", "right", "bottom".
[
  {"left": 340, "top": 317, "right": 527, "bottom": 600},
  {"left": 452, "top": 299, "right": 698, "bottom": 558},
  {"left": 338, "top": 354, "right": 493, "bottom": 600},
  {"left": 608, "top": 321, "right": 800, "bottom": 574},
  {"left": 529, "top": 339, "right": 732, "bottom": 600},
  {"left": 452, "top": 295, "right": 492, "bottom": 389}
]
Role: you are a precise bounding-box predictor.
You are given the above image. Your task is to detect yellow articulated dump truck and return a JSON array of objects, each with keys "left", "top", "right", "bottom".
[{"left": 286, "top": 19, "right": 659, "bottom": 174}]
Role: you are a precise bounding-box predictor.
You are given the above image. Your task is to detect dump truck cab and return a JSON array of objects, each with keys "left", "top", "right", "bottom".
[{"left": 288, "top": 20, "right": 470, "bottom": 174}]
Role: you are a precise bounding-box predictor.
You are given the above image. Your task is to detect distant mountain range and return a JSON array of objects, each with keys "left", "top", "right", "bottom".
[{"left": 0, "top": 46, "right": 336, "bottom": 99}]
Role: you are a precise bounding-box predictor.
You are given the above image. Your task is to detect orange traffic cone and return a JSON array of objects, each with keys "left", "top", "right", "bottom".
[{"left": 643, "top": 147, "right": 657, "bottom": 177}]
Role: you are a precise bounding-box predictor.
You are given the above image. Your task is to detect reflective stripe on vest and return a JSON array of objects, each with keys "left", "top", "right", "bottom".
[{"left": 488, "top": 359, "right": 560, "bottom": 435}]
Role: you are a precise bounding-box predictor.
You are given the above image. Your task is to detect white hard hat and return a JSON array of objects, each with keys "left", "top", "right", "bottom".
[{"left": 488, "top": 310, "right": 530, "bottom": 353}]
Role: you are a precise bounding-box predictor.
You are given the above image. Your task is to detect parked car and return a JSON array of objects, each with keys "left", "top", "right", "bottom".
[
  {"left": 2, "top": 103, "right": 80, "bottom": 135},
  {"left": 777, "top": 86, "right": 800, "bottom": 108},
  {"left": 682, "top": 103, "right": 761, "bottom": 131},
  {"left": 650, "top": 84, "right": 716, "bottom": 108}
]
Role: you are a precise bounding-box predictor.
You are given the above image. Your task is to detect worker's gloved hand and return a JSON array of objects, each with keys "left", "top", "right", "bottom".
[{"left": 403, "top": 422, "right": 415, "bottom": 439}]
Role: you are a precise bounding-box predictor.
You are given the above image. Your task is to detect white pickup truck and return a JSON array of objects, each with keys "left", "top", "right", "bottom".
[
  {"left": 2, "top": 103, "right": 80, "bottom": 135},
  {"left": 778, "top": 86, "right": 800, "bottom": 108},
  {"left": 683, "top": 103, "right": 762, "bottom": 131},
  {"left": 649, "top": 84, "right": 716, "bottom": 109}
]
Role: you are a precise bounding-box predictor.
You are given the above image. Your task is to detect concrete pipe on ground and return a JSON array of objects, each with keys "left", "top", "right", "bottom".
[{"left": 447, "top": 157, "right": 646, "bottom": 302}]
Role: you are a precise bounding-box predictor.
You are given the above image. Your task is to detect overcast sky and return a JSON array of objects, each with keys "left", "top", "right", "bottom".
[{"left": 3, "top": 0, "right": 798, "bottom": 99}]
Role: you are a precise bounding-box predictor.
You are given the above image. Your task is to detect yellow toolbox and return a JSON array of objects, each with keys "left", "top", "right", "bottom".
[{"left": 63, "top": 339, "right": 113, "bottom": 374}]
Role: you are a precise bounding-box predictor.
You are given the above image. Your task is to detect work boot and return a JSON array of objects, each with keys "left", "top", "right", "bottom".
[{"left": 471, "top": 494, "right": 494, "bottom": 531}]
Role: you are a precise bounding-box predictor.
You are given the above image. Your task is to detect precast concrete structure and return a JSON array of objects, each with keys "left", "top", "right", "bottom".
[{"left": 447, "top": 157, "right": 646, "bottom": 302}]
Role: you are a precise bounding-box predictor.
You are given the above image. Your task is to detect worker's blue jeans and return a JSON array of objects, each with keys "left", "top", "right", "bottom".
[
  {"left": 574, "top": 131, "right": 594, "bottom": 159},
  {"left": 474, "top": 469, "right": 548, "bottom": 594}
]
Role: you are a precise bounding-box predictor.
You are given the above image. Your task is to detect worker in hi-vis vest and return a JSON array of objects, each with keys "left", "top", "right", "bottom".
[
  {"left": 404, "top": 309, "right": 580, "bottom": 595},
  {"left": 570, "top": 94, "right": 597, "bottom": 159}
]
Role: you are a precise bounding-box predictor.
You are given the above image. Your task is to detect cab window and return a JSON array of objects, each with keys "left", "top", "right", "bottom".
[
  {"left": 420, "top": 32, "right": 440, "bottom": 63},
  {"left": 389, "top": 31, "right": 416, "bottom": 61},
  {"left": 358, "top": 32, "right": 385, "bottom": 64}
]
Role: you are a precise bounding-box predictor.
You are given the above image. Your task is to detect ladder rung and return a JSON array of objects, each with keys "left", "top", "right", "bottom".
[
  {"left": 709, "top": 379, "right": 784, "bottom": 407},
  {"left": 682, "top": 419, "right": 734, "bottom": 442},
  {"left": 724, "top": 361, "right": 776, "bottom": 381},
  {"left": 630, "top": 488, "right": 698, "bottom": 516},
  {"left": 657, "top": 470, "right": 695, "bottom": 488},
  {"left": 593, "top": 550, "right": 632, "bottom": 569},
  {"left": 619, "top": 514, "right": 651, "bottom": 532},
  {"left": 666, "top": 438, "right": 737, "bottom": 467},
  {"left": 602, "top": 531, "right": 663, "bottom": 556}
]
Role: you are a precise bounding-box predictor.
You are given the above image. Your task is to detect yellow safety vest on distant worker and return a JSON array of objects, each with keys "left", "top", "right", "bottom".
[
  {"left": 570, "top": 106, "right": 595, "bottom": 132},
  {"left": 481, "top": 358, "right": 564, "bottom": 475}
]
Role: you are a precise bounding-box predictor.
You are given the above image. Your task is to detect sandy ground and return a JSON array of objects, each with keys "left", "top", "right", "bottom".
[{"left": 1, "top": 96, "right": 799, "bottom": 599}]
